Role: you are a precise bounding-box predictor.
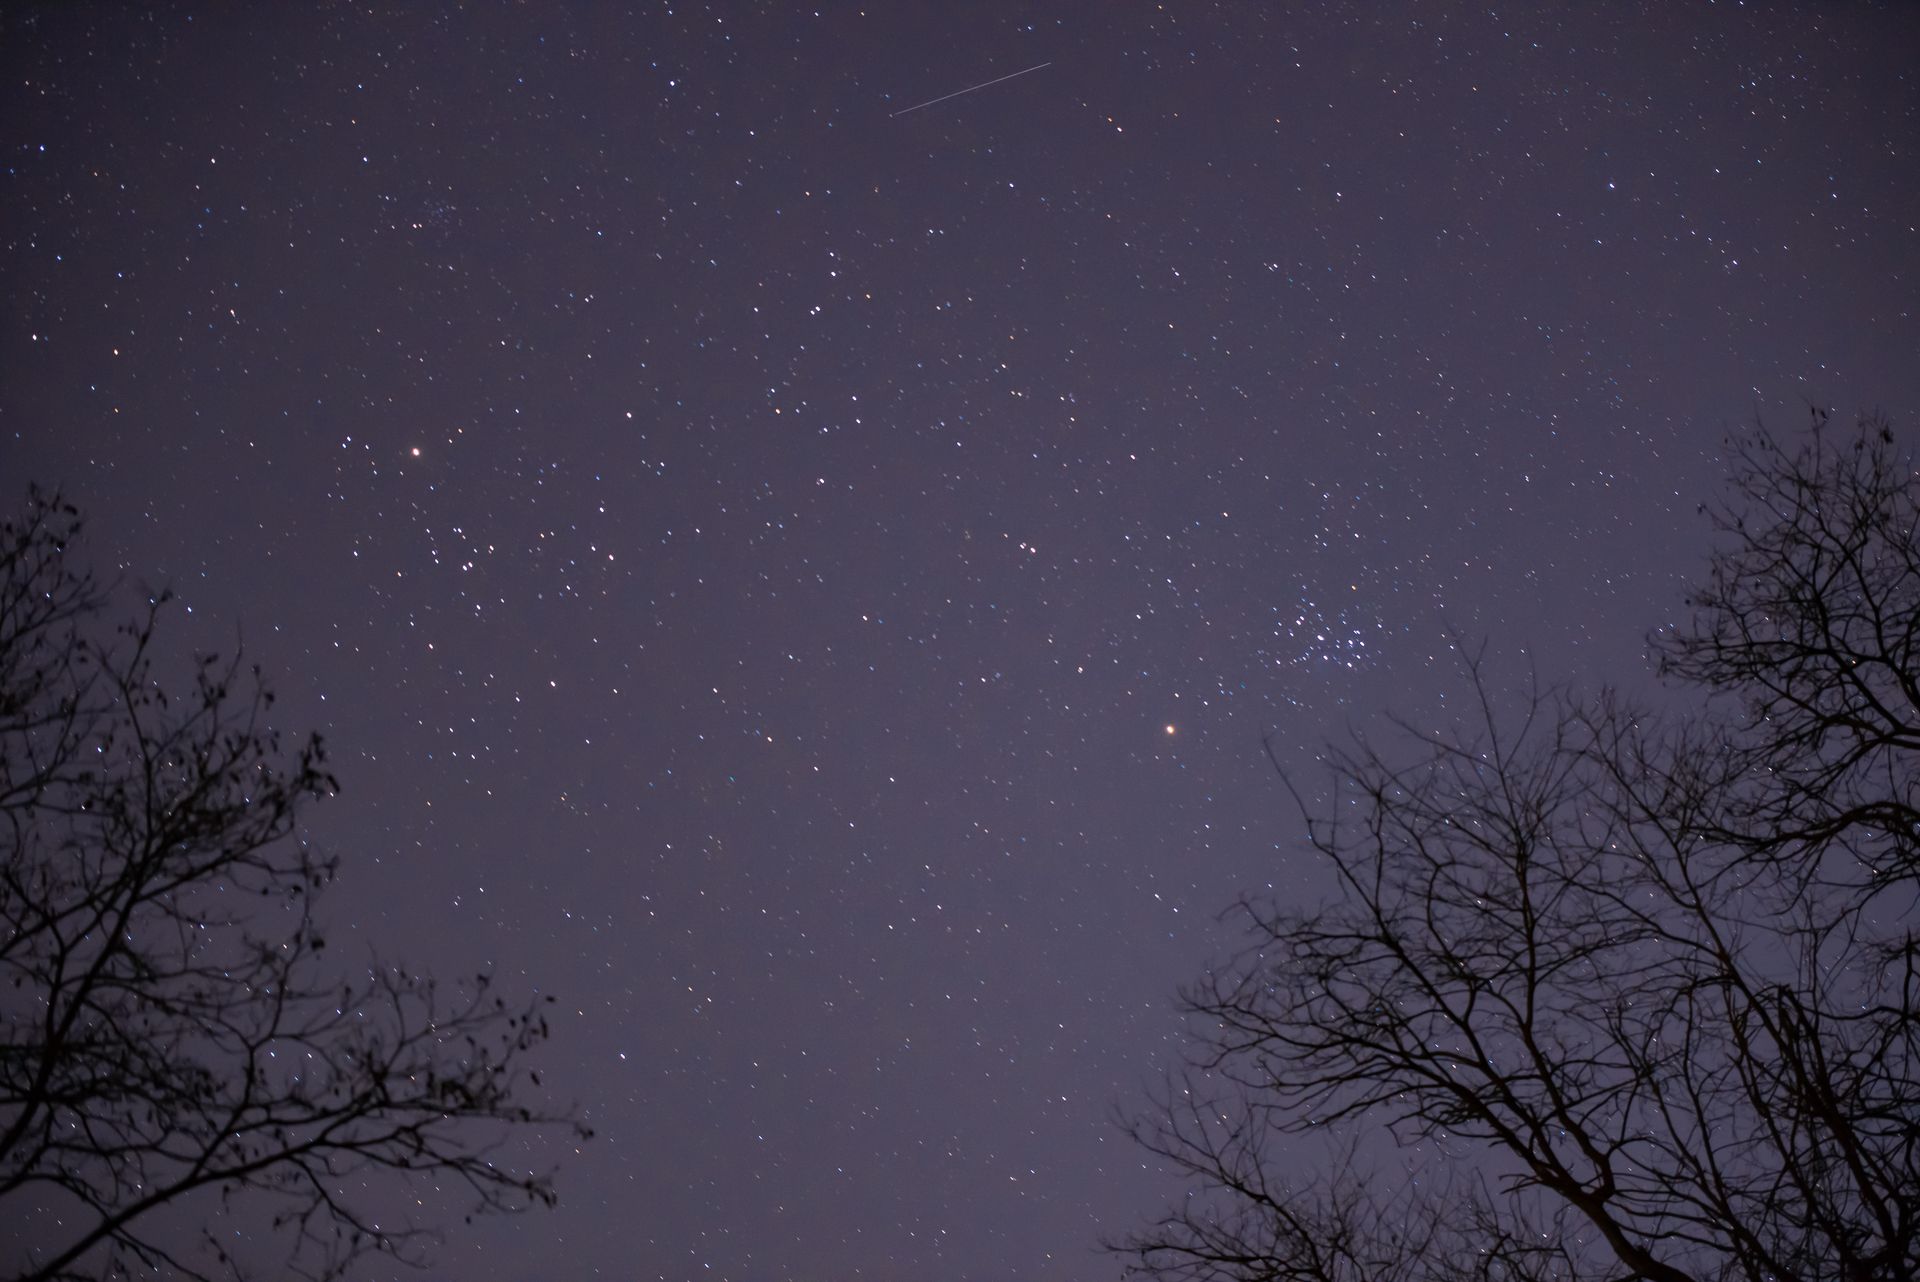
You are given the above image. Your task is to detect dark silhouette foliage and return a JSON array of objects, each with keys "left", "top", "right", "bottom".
[
  {"left": 0, "top": 490, "right": 588, "bottom": 1281},
  {"left": 1117, "top": 411, "right": 1918, "bottom": 1282}
]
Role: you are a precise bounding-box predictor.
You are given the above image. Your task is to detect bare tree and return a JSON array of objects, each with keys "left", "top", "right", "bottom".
[
  {"left": 1656, "top": 408, "right": 1920, "bottom": 896},
  {"left": 1117, "top": 412, "right": 1919, "bottom": 1282},
  {"left": 0, "top": 491, "right": 588, "bottom": 1282}
]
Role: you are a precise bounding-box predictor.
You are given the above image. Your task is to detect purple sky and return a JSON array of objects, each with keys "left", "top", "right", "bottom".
[{"left": 5, "top": 3, "right": 1918, "bottom": 1278}]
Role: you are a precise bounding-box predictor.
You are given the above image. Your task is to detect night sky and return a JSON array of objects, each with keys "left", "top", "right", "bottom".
[{"left": 4, "top": 3, "right": 1918, "bottom": 1278}]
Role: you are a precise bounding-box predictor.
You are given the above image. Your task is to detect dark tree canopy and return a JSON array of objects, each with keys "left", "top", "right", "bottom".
[
  {"left": 0, "top": 492, "right": 587, "bottom": 1282},
  {"left": 1118, "top": 412, "right": 1918, "bottom": 1282}
]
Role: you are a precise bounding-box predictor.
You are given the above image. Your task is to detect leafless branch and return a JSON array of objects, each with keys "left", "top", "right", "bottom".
[{"left": 0, "top": 490, "right": 589, "bottom": 1281}]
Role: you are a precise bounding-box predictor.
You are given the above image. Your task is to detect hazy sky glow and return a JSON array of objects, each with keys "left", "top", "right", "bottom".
[{"left": 5, "top": 4, "right": 1918, "bottom": 1278}]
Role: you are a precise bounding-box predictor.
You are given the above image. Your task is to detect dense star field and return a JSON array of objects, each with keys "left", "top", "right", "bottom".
[{"left": 4, "top": 3, "right": 1917, "bottom": 1278}]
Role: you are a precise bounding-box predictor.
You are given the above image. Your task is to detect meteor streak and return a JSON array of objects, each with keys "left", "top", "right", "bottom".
[{"left": 891, "top": 61, "right": 1053, "bottom": 117}]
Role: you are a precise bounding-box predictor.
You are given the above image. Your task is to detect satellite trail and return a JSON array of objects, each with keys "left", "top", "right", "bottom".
[{"left": 891, "top": 61, "right": 1052, "bottom": 117}]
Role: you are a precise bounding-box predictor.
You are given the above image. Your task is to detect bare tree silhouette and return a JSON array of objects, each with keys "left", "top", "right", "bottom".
[
  {"left": 1117, "top": 412, "right": 1918, "bottom": 1282},
  {"left": 0, "top": 491, "right": 588, "bottom": 1282}
]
